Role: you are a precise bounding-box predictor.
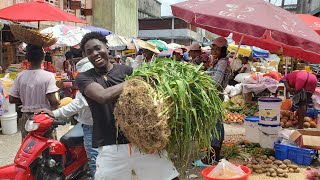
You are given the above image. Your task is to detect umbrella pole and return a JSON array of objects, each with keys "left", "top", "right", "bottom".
[
  {"left": 285, "top": 56, "right": 288, "bottom": 76},
  {"left": 231, "top": 35, "right": 244, "bottom": 73},
  {"left": 37, "top": 21, "right": 40, "bottom": 29},
  {"left": 233, "top": 35, "right": 244, "bottom": 60},
  {"left": 283, "top": 56, "right": 288, "bottom": 99}
]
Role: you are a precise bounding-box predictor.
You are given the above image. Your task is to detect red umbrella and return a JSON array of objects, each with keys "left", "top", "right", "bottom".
[
  {"left": 0, "top": 0, "right": 87, "bottom": 24},
  {"left": 171, "top": 0, "right": 320, "bottom": 63},
  {"left": 296, "top": 14, "right": 320, "bottom": 35}
]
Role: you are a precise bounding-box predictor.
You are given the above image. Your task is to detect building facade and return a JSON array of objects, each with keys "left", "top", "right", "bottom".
[
  {"left": 283, "top": 4, "right": 297, "bottom": 13},
  {"left": 296, "top": 0, "right": 320, "bottom": 17},
  {"left": 138, "top": 0, "right": 161, "bottom": 18},
  {"left": 92, "top": 0, "right": 138, "bottom": 37},
  {"left": 139, "top": 16, "right": 213, "bottom": 45},
  {"left": 280, "top": 0, "right": 320, "bottom": 16}
]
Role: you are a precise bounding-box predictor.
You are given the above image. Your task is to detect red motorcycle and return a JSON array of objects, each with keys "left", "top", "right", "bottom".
[{"left": 0, "top": 114, "right": 89, "bottom": 180}]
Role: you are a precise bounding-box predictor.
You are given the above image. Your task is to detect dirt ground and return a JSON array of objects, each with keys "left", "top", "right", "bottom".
[{"left": 0, "top": 123, "right": 319, "bottom": 180}]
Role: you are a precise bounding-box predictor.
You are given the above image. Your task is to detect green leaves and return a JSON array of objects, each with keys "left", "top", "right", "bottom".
[{"left": 129, "top": 58, "right": 224, "bottom": 166}]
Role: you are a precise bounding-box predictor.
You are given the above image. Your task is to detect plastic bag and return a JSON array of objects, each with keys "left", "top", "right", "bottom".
[
  {"left": 278, "top": 129, "right": 295, "bottom": 145},
  {"left": 0, "top": 74, "right": 14, "bottom": 98},
  {"left": 207, "top": 159, "right": 246, "bottom": 178},
  {"left": 224, "top": 85, "right": 232, "bottom": 94},
  {"left": 224, "top": 94, "right": 230, "bottom": 102},
  {"left": 234, "top": 73, "right": 251, "bottom": 83},
  {"left": 263, "top": 71, "right": 282, "bottom": 81}
]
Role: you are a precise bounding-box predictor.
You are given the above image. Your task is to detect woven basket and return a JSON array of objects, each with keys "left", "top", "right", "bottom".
[{"left": 10, "top": 24, "right": 57, "bottom": 47}]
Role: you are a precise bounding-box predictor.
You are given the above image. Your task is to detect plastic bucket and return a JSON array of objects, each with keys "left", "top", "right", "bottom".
[
  {"left": 258, "top": 123, "right": 280, "bottom": 149},
  {"left": 258, "top": 97, "right": 282, "bottom": 125},
  {"left": 0, "top": 113, "right": 18, "bottom": 135},
  {"left": 201, "top": 165, "right": 251, "bottom": 180},
  {"left": 3, "top": 98, "right": 16, "bottom": 115},
  {"left": 244, "top": 116, "right": 259, "bottom": 143}
]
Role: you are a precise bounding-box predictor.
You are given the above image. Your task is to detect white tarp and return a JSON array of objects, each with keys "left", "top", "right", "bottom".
[{"left": 41, "top": 25, "right": 89, "bottom": 48}]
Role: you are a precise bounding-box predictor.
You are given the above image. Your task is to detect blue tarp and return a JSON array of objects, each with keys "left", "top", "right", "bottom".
[{"left": 251, "top": 46, "right": 269, "bottom": 58}]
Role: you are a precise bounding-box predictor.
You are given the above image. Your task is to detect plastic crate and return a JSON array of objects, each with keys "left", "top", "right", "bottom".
[{"left": 274, "top": 140, "right": 316, "bottom": 166}]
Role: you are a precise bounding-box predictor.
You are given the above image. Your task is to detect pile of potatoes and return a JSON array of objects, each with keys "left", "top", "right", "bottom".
[
  {"left": 224, "top": 112, "right": 245, "bottom": 124},
  {"left": 303, "top": 117, "right": 317, "bottom": 128},
  {"left": 280, "top": 110, "right": 317, "bottom": 129},
  {"left": 280, "top": 111, "right": 298, "bottom": 128},
  {"left": 244, "top": 156, "right": 300, "bottom": 178}
]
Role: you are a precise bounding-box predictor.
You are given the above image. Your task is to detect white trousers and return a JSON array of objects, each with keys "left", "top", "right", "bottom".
[{"left": 95, "top": 144, "right": 179, "bottom": 180}]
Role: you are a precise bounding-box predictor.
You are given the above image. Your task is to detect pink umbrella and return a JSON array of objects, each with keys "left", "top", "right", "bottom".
[
  {"left": 171, "top": 0, "right": 320, "bottom": 63},
  {"left": 296, "top": 14, "right": 320, "bottom": 35}
]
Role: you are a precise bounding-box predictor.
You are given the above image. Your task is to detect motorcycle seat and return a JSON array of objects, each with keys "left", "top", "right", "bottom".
[{"left": 60, "top": 123, "right": 84, "bottom": 148}]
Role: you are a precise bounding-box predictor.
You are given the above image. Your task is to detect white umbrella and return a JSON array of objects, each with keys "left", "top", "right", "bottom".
[
  {"left": 41, "top": 24, "right": 89, "bottom": 48},
  {"left": 106, "top": 34, "right": 135, "bottom": 50},
  {"left": 168, "top": 43, "right": 182, "bottom": 49}
]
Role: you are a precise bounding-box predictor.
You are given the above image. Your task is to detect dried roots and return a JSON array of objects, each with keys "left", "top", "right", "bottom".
[{"left": 114, "top": 78, "right": 171, "bottom": 153}]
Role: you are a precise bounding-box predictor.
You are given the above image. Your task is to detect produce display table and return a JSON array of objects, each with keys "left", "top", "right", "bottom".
[
  {"left": 242, "top": 83, "right": 284, "bottom": 94},
  {"left": 242, "top": 83, "right": 285, "bottom": 102}
]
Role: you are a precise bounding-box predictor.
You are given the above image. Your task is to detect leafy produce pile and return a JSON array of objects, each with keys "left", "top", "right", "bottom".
[
  {"left": 280, "top": 110, "right": 317, "bottom": 128},
  {"left": 221, "top": 141, "right": 274, "bottom": 161},
  {"left": 114, "top": 59, "right": 224, "bottom": 164},
  {"left": 225, "top": 95, "right": 259, "bottom": 117},
  {"left": 244, "top": 157, "right": 301, "bottom": 178},
  {"left": 224, "top": 112, "right": 245, "bottom": 124}
]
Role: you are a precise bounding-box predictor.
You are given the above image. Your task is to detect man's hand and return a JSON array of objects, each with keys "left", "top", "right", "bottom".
[{"left": 34, "top": 108, "right": 54, "bottom": 117}]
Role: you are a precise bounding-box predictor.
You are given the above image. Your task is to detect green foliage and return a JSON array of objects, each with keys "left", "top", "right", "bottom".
[
  {"left": 225, "top": 95, "right": 259, "bottom": 116},
  {"left": 128, "top": 58, "right": 224, "bottom": 166}
]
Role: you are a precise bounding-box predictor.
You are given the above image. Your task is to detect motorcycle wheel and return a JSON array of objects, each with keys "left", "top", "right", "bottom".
[
  {"left": 34, "top": 165, "right": 64, "bottom": 180},
  {"left": 71, "top": 164, "right": 91, "bottom": 180}
]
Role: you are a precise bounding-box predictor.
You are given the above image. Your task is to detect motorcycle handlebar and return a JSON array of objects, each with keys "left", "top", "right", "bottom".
[{"left": 52, "top": 121, "right": 67, "bottom": 126}]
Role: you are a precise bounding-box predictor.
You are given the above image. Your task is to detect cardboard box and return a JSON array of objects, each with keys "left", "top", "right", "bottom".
[{"left": 289, "top": 129, "right": 320, "bottom": 150}]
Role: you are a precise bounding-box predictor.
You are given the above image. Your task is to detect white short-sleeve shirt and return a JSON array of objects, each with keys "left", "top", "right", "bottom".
[{"left": 9, "top": 69, "right": 59, "bottom": 112}]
